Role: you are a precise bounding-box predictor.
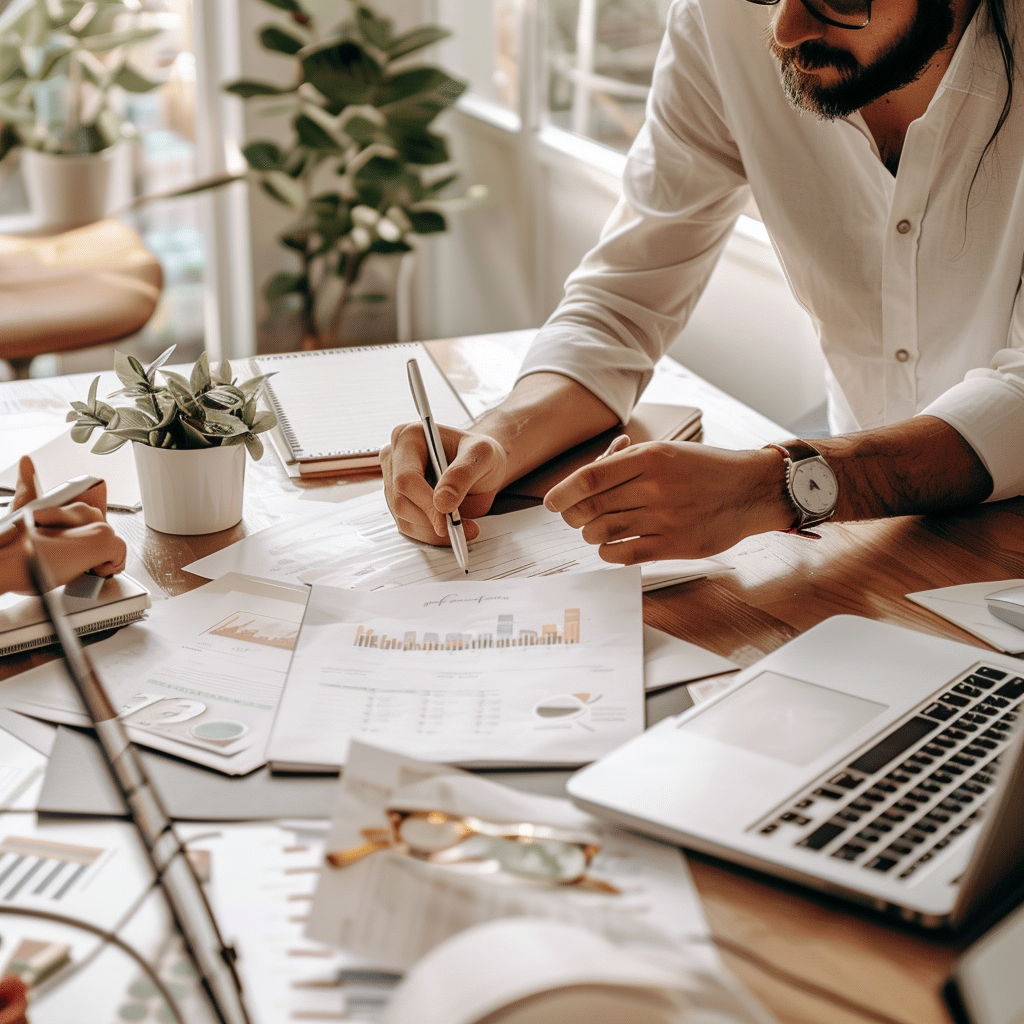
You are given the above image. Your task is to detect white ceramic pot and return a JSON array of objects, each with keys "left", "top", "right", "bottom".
[
  {"left": 20, "top": 144, "right": 131, "bottom": 230},
  {"left": 133, "top": 443, "right": 246, "bottom": 536}
]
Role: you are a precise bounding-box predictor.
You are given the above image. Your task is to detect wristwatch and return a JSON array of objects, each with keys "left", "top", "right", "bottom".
[{"left": 763, "top": 440, "right": 838, "bottom": 536}]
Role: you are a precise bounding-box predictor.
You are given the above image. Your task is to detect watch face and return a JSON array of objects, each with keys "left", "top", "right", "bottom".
[{"left": 792, "top": 459, "right": 838, "bottom": 516}]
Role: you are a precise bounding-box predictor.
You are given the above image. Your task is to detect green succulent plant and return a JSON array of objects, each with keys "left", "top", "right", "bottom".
[
  {"left": 0, "top": 0, "right": 162, "bottom": 159},
  {"left": 68, "top": 346, "right": 278, "bottom": 460},
  {"left": 225, "top": 0, "right": 484, "bottom": 345}
]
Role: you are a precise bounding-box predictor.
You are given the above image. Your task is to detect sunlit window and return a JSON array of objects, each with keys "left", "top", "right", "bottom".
[
  {"left": 545, "top": 0, "right": 669, "bottom": 152},
  {"left": 435, "top": 0, "right": 521, "bottom": 115}
]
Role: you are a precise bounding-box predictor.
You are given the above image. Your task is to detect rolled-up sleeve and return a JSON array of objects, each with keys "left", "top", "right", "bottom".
[
  {"left": 921, "top": 290, "right": 1024, "bottom": 502},
  {"left": 516, "top": 0, "right": 750, "bottom": 423}
]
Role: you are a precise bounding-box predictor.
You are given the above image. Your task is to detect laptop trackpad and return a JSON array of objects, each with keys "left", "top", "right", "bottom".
[{"left": 680, "top": 672, "right": 887, "bottom": 766}]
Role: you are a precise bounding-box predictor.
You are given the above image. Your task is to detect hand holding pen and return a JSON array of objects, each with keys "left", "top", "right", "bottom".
[{"left": 406, "top": 360, "right": 471, "bottom": 574}]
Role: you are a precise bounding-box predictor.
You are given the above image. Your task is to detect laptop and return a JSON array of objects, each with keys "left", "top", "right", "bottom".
[{"left": 567, "top": 615, "right": 1024, "bottom": 928}]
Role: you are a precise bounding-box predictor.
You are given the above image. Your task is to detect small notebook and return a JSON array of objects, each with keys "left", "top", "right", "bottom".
[
  {"left": 252, "top": 344, "right": 472, "bottom": 477},
  {"left": 0, "top": 573, "right": 151, "bottom": 657},
  {"left": 0, "top": 429, "right": 142, "bottom": 512}
]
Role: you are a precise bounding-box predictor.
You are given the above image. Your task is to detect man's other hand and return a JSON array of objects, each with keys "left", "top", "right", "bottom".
[
  {"left": 381, "top": 424, "right": 507, "bottom": 546},
  {"left": 544, "top": 441, "right": 793, "bottom": 562}
]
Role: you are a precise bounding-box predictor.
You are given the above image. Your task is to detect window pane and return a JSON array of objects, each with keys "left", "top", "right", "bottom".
[
  {"left": 435, "top": 0, "right": 520, "bottom": 113},
  {"left": 545, "top": 0, "right": 669, "bottom": 152}
]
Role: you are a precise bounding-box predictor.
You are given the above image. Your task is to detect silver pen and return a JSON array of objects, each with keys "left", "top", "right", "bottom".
[{"left": 407, "top": 359, "right": 470, "bottom": 574}]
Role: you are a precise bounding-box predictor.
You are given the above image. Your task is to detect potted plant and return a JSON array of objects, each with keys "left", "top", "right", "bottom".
[
  {"left": 224, "top": 0, "right": 485, "bottom": 348},
  {"left": 67, "top": 346, "right": 277, "bottom": 535},
  {"left": 0, "top": 0, "right": 162, "bottom": 228}
]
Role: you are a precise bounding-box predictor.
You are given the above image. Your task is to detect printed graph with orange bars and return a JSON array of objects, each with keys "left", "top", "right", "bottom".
[{"left": 353, "top": 608, "right": 581, "bottom": 652}]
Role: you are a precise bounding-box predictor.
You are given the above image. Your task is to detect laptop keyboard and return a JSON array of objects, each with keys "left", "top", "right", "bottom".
[{"left": 755, "top": 665, "right": 1023, "bottom": 881}]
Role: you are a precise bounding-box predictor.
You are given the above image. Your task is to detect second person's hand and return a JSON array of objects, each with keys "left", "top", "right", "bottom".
[{"left": 381, "top": 422, "right": 508, "bottom": 546}]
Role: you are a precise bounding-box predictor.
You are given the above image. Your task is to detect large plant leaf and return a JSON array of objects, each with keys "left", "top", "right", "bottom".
[
  {"left": 379, "top": 68, "right": 466, "bottom": 126},
  {"left": 407, "top": 209, "right": 446, "bottom": 234},
  {"left": 113, "top": 350, "right": 149, "bottom": 390},
  {"left": 92, "top": 432, "right": 129, "bottom": 454},
  {"left": 301, "top": 40, "right": 382, "bottom": 109},
  {"left": 81, "top": 27, "right": 162, "bottom": 53},
  {"left": 243, "top": 433, "right": 265, "bottom": 460},
  {"left": 394, "top": 128, "right": 448, "bottom": 165},
  {"left": 114, "top": 64, "right": 160, "bottom": 93},
  {"left": 109, "top": 406, "right": 158, "bottom": 432},
  {"left": 294, "top": 113, "right": 341, "bottom": 151},
  {"left": 369, "top": 237, "right": 413, "bottom": 255},
  {"left": 249, "top": 410, "right": 277, "bottom": 433},
  {"left": 190, "top": 351, "right": 212, "bottom": 393},
  {"left": 384, "top": 25, "right": 451, "bottom": 61},
  {"left": 259, "top": 25, "right": 305, "bottom": 55},
  {"left": 226, "top": 79, "right": 292, "bottom": 99},
  {"left": 262, "top": 170, "right": 305, "bottom": 208},
  {"left": 258, "top": 0, "right": 302, "bottom": 11},
  {"left": 243, "top": 140, "right": 285, "bottom": 170},
  {"left": 353, "top": 154, "right": 404, "bottom": 185},
  {"left": 356, "top": 6, "right": 392, "bottom": 49},
  {"left": 165, "top": 376, "right": 204, "bottom": 420}
]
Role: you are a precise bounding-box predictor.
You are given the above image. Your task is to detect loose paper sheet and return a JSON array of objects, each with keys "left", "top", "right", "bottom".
[
  {"left": 184, "top": 491, "right": 728, "bottom": 593},
  {"left": 642, "top": 625, "right": 737, "bottom": 692},
  {"left": 307, "top": 742, "right": 710, "bottom": 971},
  {"left": 907, "top": 579, "right": 1024, "bottom": 654},
  {"left": 8, "top": 573, "right": 309, "bottom": 775},
  {"left": 268, "top": 568, "right": 645, "bottom": 770}
]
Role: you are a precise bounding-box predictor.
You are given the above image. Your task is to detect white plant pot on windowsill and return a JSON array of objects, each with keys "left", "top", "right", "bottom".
[
  {"left": 133, "top": 443, "right": 246, "bottom": 536},
  {"left": 20, "top": 144, "right": 132, "bottom": 230}
]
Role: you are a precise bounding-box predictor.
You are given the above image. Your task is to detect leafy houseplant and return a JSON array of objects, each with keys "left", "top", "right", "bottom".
[
  {"left": 226, "top": 0, "right": 482, "bottom": 347},
  {"left": 67, "top": 346, "right": 278, "bottom": 535},
  {"left": 0, "top": 0, "right": 162, "bottom": 225}
]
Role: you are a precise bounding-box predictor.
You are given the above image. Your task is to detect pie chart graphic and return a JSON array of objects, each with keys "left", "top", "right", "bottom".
[{"left": 534, "top": 694, "right": 588, "bottom": 720}]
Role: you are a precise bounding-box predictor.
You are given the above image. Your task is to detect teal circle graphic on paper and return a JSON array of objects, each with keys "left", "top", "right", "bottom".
[{"left": 190, "top": 720, "right": 247, "bottom": 740}]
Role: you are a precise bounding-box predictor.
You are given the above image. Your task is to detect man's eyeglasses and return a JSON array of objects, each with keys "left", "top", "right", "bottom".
[
  {"left": 745, "top": 0, "right": 872, "bottom": 30},
  {"left": 326, "top": 808, "right": 620, "bottom": 893}
]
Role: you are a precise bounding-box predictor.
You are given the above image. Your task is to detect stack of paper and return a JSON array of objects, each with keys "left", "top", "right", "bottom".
[{"left": 184, "top": 490, "right": 729, "bottom": 594}]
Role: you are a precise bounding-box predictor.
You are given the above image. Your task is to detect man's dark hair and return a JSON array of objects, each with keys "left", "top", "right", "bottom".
[{"left": 986, "top": 0, "right": 1015, "bottom": 153}]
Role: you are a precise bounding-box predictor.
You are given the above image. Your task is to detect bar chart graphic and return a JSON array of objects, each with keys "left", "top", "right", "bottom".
[
  {"left": 0, "top": 836, "right": 103, "bottom": 902},
  {"left": 207, "top": 611, "right": 300, "bottom": 651},
  {"left": 353, "top": 607, "right": 581, "bottom": 652}
]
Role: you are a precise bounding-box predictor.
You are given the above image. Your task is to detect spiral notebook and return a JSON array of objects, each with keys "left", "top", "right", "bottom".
[{"left": 251, "top": 344, "right": 473, "bottom": 478}]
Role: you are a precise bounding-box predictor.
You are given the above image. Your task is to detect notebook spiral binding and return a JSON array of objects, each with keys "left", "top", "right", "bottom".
[{"left": 0, "top": 612, "right": 147, "bottom": 658}]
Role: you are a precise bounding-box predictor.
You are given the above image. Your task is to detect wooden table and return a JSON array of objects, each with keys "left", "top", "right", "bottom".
[{"left": 3, "top": 330, "right": 1022, "bottom": 1024}]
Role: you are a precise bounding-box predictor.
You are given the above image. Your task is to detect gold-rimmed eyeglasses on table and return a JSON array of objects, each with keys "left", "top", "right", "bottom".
[{"left": 326, "top": 809, "right": 620, "bottom": 894}]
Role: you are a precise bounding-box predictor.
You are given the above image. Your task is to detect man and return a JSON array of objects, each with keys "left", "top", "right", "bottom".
[{"left": 382, "top": 0, "right": 1024, "bottom": 563}]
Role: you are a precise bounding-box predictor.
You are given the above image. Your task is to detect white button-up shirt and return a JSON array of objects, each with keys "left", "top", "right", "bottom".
[{"left": 519, "top": 0, "right": 1024, "bottom": 501}]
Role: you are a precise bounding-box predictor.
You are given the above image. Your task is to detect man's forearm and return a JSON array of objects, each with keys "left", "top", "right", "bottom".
[
  {"left": 817, "top": 415, "right": 993, "bottom": 521},
  {"left": 470, "top": 372, "right": 619, "bottom": 487}
]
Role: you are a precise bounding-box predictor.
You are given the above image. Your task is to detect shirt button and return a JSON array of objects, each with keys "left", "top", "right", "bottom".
[
  {"left": 895, "top": 349, "right": 910, "bottom": 362},
  {"left": 896, "top": 219, "right": 912, "bottom": 234}
]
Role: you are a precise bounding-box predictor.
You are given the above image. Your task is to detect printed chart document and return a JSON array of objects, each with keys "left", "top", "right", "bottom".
[
  {"left": 184, "top": 490, "right": 729, "bottom": 593},
  {"left": 8, "top": 573, "right": 308, "bottom": 775},
  {"left": 268, "top": 567, "right": 645, "bottom": 771},
  {"left": 308, "top": 742, "right": 711, "bottom": 971}
]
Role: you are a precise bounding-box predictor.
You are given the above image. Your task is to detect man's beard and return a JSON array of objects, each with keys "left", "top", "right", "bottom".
[{"left": 768, "top": 2, "right": 956, "bottom": 120}]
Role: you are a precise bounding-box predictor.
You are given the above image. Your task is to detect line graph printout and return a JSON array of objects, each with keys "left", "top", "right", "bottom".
[
  {"left": 183, "top": 490, "right": 728, "bottom": 593},
  {"left": 267, "top": 567, "right": 644, "bottom": 771}
]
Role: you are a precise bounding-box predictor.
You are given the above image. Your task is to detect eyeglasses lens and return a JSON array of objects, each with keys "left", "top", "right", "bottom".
[
  {"left": 804, "top": 0, "right": 870, "bottom": 27},
  {"left": 743, "top": 0, "right": 870, "bottom": 29}
]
